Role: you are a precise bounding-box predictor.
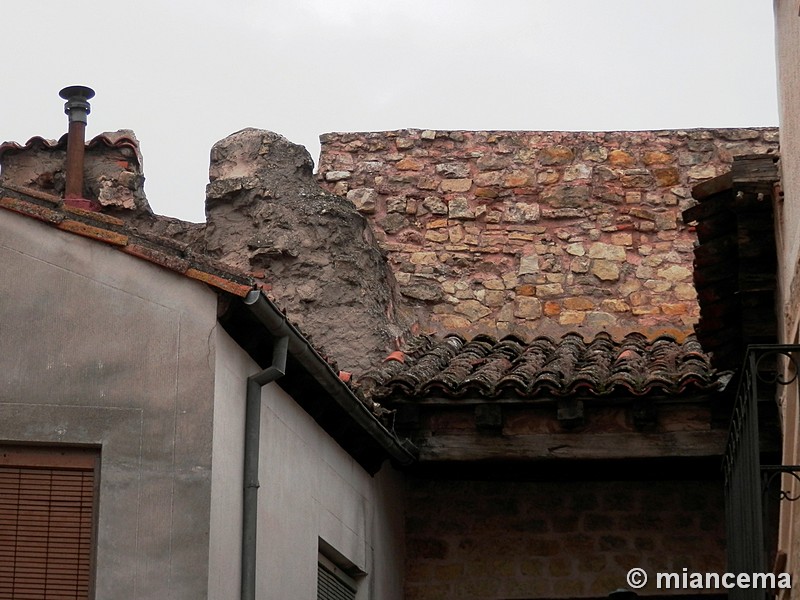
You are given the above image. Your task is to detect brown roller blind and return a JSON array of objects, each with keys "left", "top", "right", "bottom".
[{"left": 0, "top": 446, "right": 97, "bottom": 600}]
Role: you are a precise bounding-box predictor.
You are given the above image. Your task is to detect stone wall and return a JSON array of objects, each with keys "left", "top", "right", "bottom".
[
  {"left": 318, "top": 128, "right": 778, "bottom": 341},
  {"left": 404, "top": 477, "right": 725, "bottom": 599},
  {"left": 203, "top": 129, "right": 410, "bottom": 374}
]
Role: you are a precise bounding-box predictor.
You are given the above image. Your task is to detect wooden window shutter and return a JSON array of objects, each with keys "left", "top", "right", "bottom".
[{"left": 0, "top": 446, "right": 98, "bottom": 600}]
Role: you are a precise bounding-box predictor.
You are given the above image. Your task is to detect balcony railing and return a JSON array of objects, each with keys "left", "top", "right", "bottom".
[{"left": 723, "top": 344, "right": 800, "bottom": 600}]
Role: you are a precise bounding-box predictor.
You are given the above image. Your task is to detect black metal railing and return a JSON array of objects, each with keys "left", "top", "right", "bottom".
[{"left": 723, "top": 344, "right": 800, "bottom": 600}]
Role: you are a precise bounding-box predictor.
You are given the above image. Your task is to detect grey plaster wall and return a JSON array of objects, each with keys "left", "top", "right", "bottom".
[
  {"left": 0, "top": 207, "right": 407, "bottom": 599},
  {"left": 775, "top": 0, "right": 800, "bottom": 340},
  {"left": 774, "top": 0, "right": 800, "bottom": 586},
  {"left": 210, "top": 327, "right": 407, "bottom": 600},
  {"left": 208, "top": 328, "right": 245, "bottom": 598},
  {"left": 0, "top": 209, "right": 218, "bottom": 599}
]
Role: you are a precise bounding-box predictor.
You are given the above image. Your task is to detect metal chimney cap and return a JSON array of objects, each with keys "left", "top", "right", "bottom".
[
  {"left": 60, "top": 86, "right": 95, "bottom": 122},
  {"left": 59, "top": 85, "right": 95, "bottom": 101}
]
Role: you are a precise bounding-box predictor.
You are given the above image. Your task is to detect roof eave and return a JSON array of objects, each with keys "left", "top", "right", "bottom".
[{"left": 220, "top": 290, "right": 418, "bottom": 473}]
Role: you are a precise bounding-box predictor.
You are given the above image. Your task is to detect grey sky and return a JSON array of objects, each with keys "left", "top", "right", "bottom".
[{"left": 3, "top": 1, "right": 778, "bottom": 223}]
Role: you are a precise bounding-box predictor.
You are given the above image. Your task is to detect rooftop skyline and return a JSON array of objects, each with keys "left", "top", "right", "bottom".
[{"left": 3, "top": 0, "right": 779, "bottom": 222}]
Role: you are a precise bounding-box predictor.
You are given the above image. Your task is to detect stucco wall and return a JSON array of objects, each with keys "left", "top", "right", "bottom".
[
  {"left": 0, "top": 208, "right": 218, "bottom": 598},
  {"left": 774, "top": 0, "right": 800, "bottom": 594},
  {"left": 210, "top": 327, "right": 407, "bottom": 600},
  {"left": 775, "top": 0, "right": 800, "bottom": 341},
  {"left": 208, "top": 328, "right": 246, "bottom": 598},
  {"left": 0, "top": 207, "right": 407, "bottom": 599}
]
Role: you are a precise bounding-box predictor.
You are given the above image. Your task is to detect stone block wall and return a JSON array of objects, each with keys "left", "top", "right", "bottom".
[
  {"left": 404, "top": 477, "right": 725, "bottom": 599},
  {"left": 318, "top": 128, "right": 778, "bottom": 341}
]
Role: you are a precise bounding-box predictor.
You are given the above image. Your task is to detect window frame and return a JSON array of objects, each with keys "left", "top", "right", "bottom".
[
  {"left": 317, "top": 545, "right": 360, "bottom": 600},
  {"left": 0, "top": 444, "right": 100, "bottom": 600}
]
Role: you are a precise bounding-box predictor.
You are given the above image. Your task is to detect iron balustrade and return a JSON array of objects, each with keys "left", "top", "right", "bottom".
[{"left": 723, "top": 344, "right": 800, "bottom": 600}]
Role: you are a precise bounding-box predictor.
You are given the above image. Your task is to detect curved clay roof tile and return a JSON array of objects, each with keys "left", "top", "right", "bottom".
[{"left": 362, "top": 331, "right": 724, "bottom": 402}]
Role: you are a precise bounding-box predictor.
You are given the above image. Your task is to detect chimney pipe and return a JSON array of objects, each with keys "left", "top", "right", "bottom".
[{"left": 59, "top": 85, "right": 95, "bottom": 207}]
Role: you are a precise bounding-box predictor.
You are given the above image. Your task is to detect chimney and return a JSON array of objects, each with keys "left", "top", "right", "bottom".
[{"left": 59, "top": 85, "right": 95, "bottom": 209}]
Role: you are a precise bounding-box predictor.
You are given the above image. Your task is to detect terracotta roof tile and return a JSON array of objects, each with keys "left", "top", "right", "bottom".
[
  {"left": 0, "top": 185, "right": 253, "bottom": 299},
  {"left": 121, "top": 242, "right": 191, "bottom": 273},
  {"left": 63, "top": 204, "right": 125, "bottom": 226},
  {"left": 185, "top": 267, "right": 252, "bottom": 297},
  {"left": 57, "top": 219, "right": 129, "bottom": 246},
  {"left": 0, "top": 133, "right": 140, "bottom": 163},
  {"left": 0, "top": 196, "right": 63, "bottom": 224},
  {"left": 361, "top": 331, "right": 728, "bottom": 403},
  {"left": 0, "top": 182, "right": 61, "bottom": 205}
]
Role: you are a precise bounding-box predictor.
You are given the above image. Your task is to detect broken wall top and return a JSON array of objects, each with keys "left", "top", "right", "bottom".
[{"left": 0, "top": 131, "right": 149, "bottom": 213}]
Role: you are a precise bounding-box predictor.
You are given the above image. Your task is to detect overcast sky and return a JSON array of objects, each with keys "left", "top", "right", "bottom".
[{"left": 3, "top": 1, "right": 779, "bottom": 223}]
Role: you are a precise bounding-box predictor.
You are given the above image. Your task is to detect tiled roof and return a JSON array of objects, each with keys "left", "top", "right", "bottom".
[
  {"left": 0, "top": 133, "right": 140, "bottom": 163},
  {"left": 361, "top": 331, "right": 729, "bottom": 402},
  {"left": 0, "top": 183, "right": 253, "bottom": 298}
]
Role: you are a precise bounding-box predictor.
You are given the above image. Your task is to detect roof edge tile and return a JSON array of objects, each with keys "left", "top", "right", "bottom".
[{"left": 0, "top": 184, "right": 255, "bottom": 299}]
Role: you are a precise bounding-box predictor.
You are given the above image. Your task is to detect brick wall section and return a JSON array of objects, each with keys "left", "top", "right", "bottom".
[
  {"left": 318, "top": 128, "right": 778, "bottom": 341},
  {"left": 404, "top": 477, "right": 725, "bottom": 599}
]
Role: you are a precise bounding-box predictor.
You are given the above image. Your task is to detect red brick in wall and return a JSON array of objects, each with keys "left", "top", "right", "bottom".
[{"left": 404, "top": 478, "right": 725, "bottom": 599}]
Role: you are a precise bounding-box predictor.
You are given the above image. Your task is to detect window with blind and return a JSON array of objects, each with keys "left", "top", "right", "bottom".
[
  {"left": 0, "top": 445, "right": 98, "bottom": 600},
  {"left": 317, "top": 554, "right": 357, "bottom": 600}
]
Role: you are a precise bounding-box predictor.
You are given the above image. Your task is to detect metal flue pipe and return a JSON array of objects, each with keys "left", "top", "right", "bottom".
[{"left": 59, "top": 85, "right": 95, "bottom": 201}]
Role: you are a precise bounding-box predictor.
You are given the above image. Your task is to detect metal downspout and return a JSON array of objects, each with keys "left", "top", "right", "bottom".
[
  {"left": 242, "top": 334, "right": 288, "bottom": 600},
  {"left": 241, "top": 290, "right": 417, "bottom": 467}
]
